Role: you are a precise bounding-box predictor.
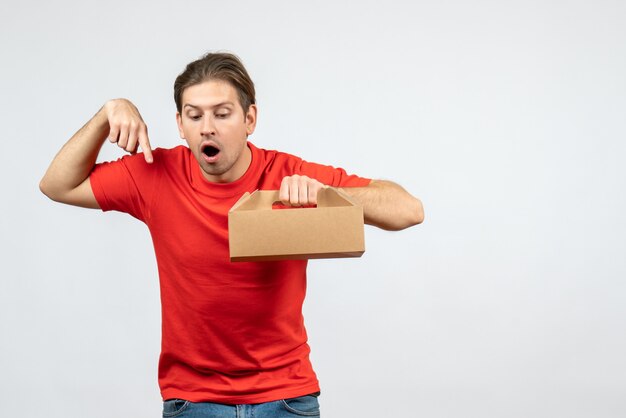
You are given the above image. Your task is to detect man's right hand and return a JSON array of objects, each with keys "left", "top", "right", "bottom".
[
  {"left": 104, "top": 99, "right": 153, "bottom": 163},
  {"left": 40, "top": 99, "right": 154, "bottom": 208}
]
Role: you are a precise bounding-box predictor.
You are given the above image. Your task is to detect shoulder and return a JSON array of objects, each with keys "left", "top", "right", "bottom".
[
  {"left": 152, "top": 145, "right": 189, "bottom": 162},
  {"left": 126, "top": 145, "right": 189, "bottom": 169},
  {"left": 250, "top": 142, "right": 303, "bottom": 170},
  {"left": 93, "top": 146, "right": 189, "bottom": 179}
]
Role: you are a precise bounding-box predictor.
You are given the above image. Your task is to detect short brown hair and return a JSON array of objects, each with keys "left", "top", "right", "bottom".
[{"left": 174, "top": 52, "right": 256, "bottom": 114}]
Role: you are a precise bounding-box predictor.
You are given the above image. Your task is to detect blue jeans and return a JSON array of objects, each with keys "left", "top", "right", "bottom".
[{"left": 162, "top": 393, "right": 321, "bottom": 417}]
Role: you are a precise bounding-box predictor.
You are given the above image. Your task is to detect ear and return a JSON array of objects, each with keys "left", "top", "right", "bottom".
[
  {"left": 176, "top": 112, "right": 185, "bottom": 139},
  {"left": 245, "top": 104, "right": 257, "bottom": 136}
]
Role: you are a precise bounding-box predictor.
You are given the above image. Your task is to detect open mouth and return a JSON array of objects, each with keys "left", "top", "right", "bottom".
[{"left": 201, "top": 143, "right": 220, "bottom": 158}]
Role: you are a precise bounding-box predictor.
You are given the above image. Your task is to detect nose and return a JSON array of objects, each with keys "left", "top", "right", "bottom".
[{"left": 201, "top": 115, "right": 216, "bottom": 136}]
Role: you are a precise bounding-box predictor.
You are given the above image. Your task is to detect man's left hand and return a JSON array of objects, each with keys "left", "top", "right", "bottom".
[{"left": 279, "top": 175, "right": 327, "bottom": 206}]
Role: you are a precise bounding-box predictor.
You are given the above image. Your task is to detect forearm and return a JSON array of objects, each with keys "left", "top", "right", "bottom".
[
  {"left": 39, "top": 108, "right": 108, "bottom": 201},
  {"left": 341, "top": 180, "right": 424, "bottom": 231}
]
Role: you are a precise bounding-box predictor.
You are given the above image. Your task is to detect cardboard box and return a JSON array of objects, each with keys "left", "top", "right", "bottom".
[{"left": 228, "top": 188, "right": 365, "bottom": 262}]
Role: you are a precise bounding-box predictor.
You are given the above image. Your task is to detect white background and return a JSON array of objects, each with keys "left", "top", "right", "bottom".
[{"left": 1, "top": 1, "right": 625, "bottom": 417}]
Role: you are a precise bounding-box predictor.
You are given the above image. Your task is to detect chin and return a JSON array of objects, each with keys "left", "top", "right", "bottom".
[{"left": 203, "top": 161, "right": 232, "bottom": 177}]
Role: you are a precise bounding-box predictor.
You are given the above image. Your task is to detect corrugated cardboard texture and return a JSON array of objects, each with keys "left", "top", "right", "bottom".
[{"left": 228, "top": 188, "right": 365, "bottom": 262}]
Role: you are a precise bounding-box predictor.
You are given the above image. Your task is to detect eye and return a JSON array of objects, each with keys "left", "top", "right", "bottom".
[
  {"left": 216, "top": 112, "right": 230, "bottom": 119},
  {"left": 189, "top": 114, "right": 201, "bottom": 121}
]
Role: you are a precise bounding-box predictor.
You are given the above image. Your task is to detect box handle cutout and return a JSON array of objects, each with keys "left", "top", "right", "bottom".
[{"left": 271, "top": 202, "right": 318, "bottom": 210}]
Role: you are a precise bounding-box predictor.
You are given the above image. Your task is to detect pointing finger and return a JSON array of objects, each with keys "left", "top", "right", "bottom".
[{"left": 139, "top": 128, "right": 153, "bottom": 163}]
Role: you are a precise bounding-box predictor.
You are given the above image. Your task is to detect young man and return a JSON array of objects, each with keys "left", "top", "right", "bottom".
[{"left": 40, "top": 52, "right": 423, "bottom": 417}]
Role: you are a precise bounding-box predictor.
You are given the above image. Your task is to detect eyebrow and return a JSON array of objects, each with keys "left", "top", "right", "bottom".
[{"left": 183, "top": 102, "right": 234, "bottom": 110}]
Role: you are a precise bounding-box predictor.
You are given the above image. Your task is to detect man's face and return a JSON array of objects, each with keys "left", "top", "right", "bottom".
[{"left": 176, "top": 80, "right": 257, "bottom": 183}]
